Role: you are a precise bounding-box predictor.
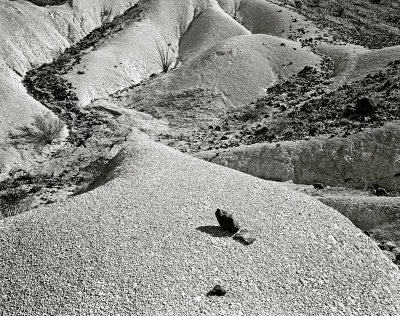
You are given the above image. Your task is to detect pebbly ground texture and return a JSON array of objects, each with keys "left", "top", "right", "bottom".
[{"left": 1, "top": 139, "right": 400, "bottom": 315}]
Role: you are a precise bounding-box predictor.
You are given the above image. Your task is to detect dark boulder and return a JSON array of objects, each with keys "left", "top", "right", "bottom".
[
  {"left": 374, "top": 185, "right": 389, "bottom": 197},
  {"left": 313, "top": 182, "right": 324, "bottom": 190},
  {"left": 207, "top": 285, "right": 226, "bottom": 297},
  {"left": 215, "top": 209, "right": 240, "bottom": 233},
  {"left": 355, "top": 97, "right": 376, "bottom": 116}
]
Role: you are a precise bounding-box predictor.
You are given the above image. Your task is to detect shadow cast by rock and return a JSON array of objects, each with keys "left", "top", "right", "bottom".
[
  {"left": 233, "top": 236, "right": 252, "bottom": 246},
  {"left": 196, "top": 226, "right": 234, "bottom": 238}
]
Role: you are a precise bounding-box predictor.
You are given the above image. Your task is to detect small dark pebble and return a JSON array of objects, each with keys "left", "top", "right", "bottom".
[
  {"left": 234, "top": 229, "right": 256, "bottom": 245},
  {"left": 313, "top": 183, "right": 324, "bottom": 190},
  {"left": 380, "top": 240, "right": 397, "bottom": 251},
  {"left": 374, "top": 186, "right": 389, "bottom": 197},
  {"left": 207, "top": 285, "right": 226, "bottom": 297}
]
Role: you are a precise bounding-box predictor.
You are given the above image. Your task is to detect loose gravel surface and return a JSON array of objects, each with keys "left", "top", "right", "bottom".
[{"left": 1, "top": 140, "right": 400, "bottom": 315}]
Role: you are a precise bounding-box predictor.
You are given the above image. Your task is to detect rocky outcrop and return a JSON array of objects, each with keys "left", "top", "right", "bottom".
[{"left": 197, "top": 123, "right": 400, "bottom": 191}]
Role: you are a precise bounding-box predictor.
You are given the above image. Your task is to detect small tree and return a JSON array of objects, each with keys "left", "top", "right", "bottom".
[
  {"left": 9, "top": 111, "right": 65, "bottom": 146},
  {"left": 155, "top": 41, "right": 175, "bottom": 73}
]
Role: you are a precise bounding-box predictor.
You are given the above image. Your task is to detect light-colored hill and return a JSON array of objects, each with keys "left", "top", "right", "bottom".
[
  {"left": 64, "top": 0, "right": 240, "bottom": 106},
  {"left": 178, "top": 5, "right": 250, "bottom": 62},
  {"left": 351, "top": 45, "right": 400, "bottom": 80},
  {"left": 1, "top": 138, "right": 399, "bottom": 315},
  {"left": 63, "top": 0, "right": 323, "bottom": 107},
  {"left": 121, "top": 33, "right": 322, "bottom": 116},
  {"left": 0, "top": 0, "right": 139, "bottom": 131},
  {"left": 239, "top": 0, "right": 320, "bottom": 38}
]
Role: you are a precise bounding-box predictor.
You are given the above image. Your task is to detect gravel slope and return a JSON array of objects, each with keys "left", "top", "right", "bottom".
[{"left": 1, "top": 139, "right": 399, "bottom": 315}]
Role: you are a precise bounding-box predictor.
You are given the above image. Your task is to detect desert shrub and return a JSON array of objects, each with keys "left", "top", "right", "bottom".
[
  {"left": 9, "top": 112, "right": 65, "bottom": 146},
  {"left": 334, "top": 5, "right": 345, "bottom": 17},
  {"left": 0, "top": 192, "right": 33, "bottom": 218},
  {"left": 155, "top": 41, "right": 175, "bottom": 73},
  {"left": 294, "top": 0, "right": 303, "bottom": 9},
  {"left": 235, "top": 105, "right": 259, "bottom": 121},
  {"left": 309, "top": 0, "right": 322, "bottom": 7}
]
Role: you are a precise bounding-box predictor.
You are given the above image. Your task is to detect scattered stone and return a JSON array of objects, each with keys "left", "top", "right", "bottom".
[
  {"left": 207, "top": 285, "right": 226, "bottom": 297},
  {"left": 355, "top": 97, "right": 375, "bottom": 116},
  {"left": 373, "top": 185, "right": 389, "bottom": 197},
  {"left": 383, "top": 250, "right": 396, "bottom": 262},
  {"left": 313, "top": 183, "right": 324, "bottom": 190},
  {"left": 233, "top": 229, "right": 256, "bottom": 245},
  {"left": 77, "top": 70, "right": 85, "bottom": 75},
  {"left": 215, "top": 209, "right": 240, "bottom": 233},
  {"left": 363, "top": 230, "right": 371, "bottom": 237},
  {"left": 380, "top": 240, "right": 397, "bottom": 251},
  {"left": 392, "top": 247, "right": 400, "bottom": 257}
]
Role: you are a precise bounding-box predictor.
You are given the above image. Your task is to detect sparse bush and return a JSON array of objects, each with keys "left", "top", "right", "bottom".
[
  {"left": 155, "top": 41, "right": 175, "bottom": 73},
  {"left": 294, "top": 0, "right": 303, "bottom": 9},
  {"left": 235, "top": 105, "right": 259, "bottom": 121},
  {"left": 309, "top": 0, "right": 322, "bottom": 7},
  {"left": 9, "top": 112, "right": 65, "bottom": 146},
  {"left": 334, "top": 5, "right": 345, "bottom": 17},
  {"left": 0, "top": 193, "right": 33, "bottom": 218}
]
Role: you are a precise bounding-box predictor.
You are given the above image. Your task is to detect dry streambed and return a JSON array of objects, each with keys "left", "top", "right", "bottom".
[{"left": 0, "top": 3, "right": 145, "bottom": 218}]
